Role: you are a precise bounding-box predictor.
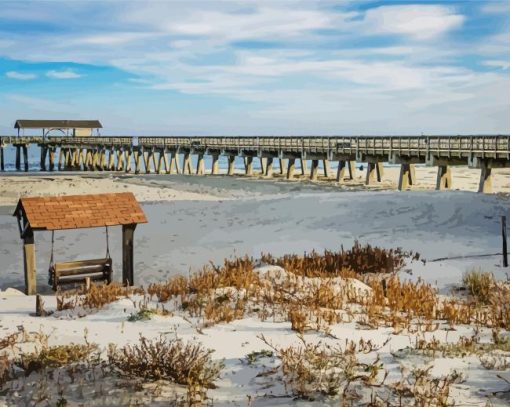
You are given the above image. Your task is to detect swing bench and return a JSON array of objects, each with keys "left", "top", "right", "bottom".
[
  {"left": 48, "top": 227, "right": 113, "bottom": 290},
  {"left": 13, "top": 192, "right": 148, "bottom": 295}
]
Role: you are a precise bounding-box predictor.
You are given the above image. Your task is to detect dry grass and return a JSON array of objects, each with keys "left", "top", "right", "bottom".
[
  {"left": 259, "top": 334, "right": 385, "bottom": 400},
  {"left": 261, "top": 240, "right": 420, "bottom": 277},
  {"left": 463, "top": 269, "right": 495, "bottom": 304},
  {"left": 108, "top": 336, "right": 224, "bottom": 403},
  {"left": 57, "top": 282, "right": 144, "bottom": 311}
]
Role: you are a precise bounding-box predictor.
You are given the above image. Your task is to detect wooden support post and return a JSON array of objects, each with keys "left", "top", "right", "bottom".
[
  {"left": 347, "top": 161, "right": 355, "bottom": 180},
  {"left": 93, "top": 149, "right": 101, "bottom": 171},
  {"left": 35, "top": 294, "right": 45, "bottom": 316},
  {"left": 106, "top": 149, "right": 113, "bottom": 171},
  {"left": 134, "top": 150, "right": 142, "bottom": 174},
  {"left": 122, "top": 224, "right": 136, "bottom": 286},
  {"left": 398, "top": 163, "right": 415, "bottom": 191},
  {"left": 85, "top": 149, "right": 93, "bottom": 170},
  {"left": 366, "top": 162, "right": 376, "bottom": 185},
  {"left": 63, "top": 149, "right": 70, "bottom": 170},
  {"left": 265, "top": 157, "right": 274, "bottom": 177},
  {"left": 22, "top": 145, "right": 29, "bottom": 172},
  {"left": 436, "top": 165, "right": 452, "bottom": 190},
  {"left": 49, "top": 148, "right": 55, "bottom": 171},
  {"left": 336, "top": 160, "right": 346, "bottom": 182},
  {"left": 502, "top": 216, "right": 508, "bottom": 268},
  {"left": 143, "top": 151, "right": 151, "bottom": 173},
  {"left": 478, "top": 162, "right": 493, "bottom": 193},
  {"left": 183, "top": 152, "right": 192, "bottom": 174},
  {"left": 323, "top": 160, "right": 331, "bottom": 178},
  {"left": 211, "top": 154, "right": 219, "bottom": 175},
  {"left": 99, "top": 149, "right": 106, "bottom": 171},
  {"left": 310, "top": 159, "right": 319, "bottom": 180},
  {"left": 245, "top": 156, "right": 253, "bottom": 176},
  {"left": 228, "top": 155, "right": 236, "bottom": 175},
  {"left": 300, "top": 158, "right": 308, "bottom": 175},
  {"left": 117, "top": 149, "right": 126, "bottom": 172},
  {"left": 162, "top": 151, "right": 169, "bottom": 174},
  {"left": 0, "top": 145, "right": 4, "bottom": 171},
  {"left": 169, "top": 152, "right": 179, "bottom": 174},
  {"left": 15, "top": 145, "right": 21, "bottom": 171},
  {"left": 196, "top": 153, "right": 205, "bottom": 175},
  {"left": 156, "top": 150, "right": 164, "bottom": 174},
  {"left": 376, "top": 162, "right": 384, "bottom": 182},
  {"left": 57, "top": 147, "right": 65, "bottom": 171},
  {"left": 287, "top": 158, "right": 295, "bottom": 179},
  {"left": 73, "top": 149, "right": 81, "bottom": 170},
  {"left": 40, "top": 147, "right": 47, "bottom": 171},
  {"left": 151, "top": 150, "right": 158, "bottom": 173},
  {"left": 260, "top": 157, "right": 266, "bottom": 175},
  {"left": 125, "top": 149, "right": 132, "bottom": 173},
  {"left": 23, "top": 228, "right": 36, "bottom": 295},
  {"left": 279, "top": 158, "right": 285, "bottom": 175}
]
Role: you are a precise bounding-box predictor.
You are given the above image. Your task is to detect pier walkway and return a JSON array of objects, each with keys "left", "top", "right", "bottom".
[{"left": 1, "top": 135, "right": 509, "bottom": 193}]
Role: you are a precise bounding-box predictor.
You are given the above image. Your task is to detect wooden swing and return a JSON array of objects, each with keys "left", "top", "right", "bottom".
[
  {"left": 13, "top": 192, "right": 147, "bottom": 295},
  {"left": 48, "top": 226, "right": 113, "bottom": 290}
]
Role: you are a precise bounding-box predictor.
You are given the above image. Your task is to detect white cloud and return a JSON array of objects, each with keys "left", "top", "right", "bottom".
[
  {"left": 5, "top": 71, "right": 37, "bottom": 80},
  {"left": 46, "top": 69, "right": 82, "bottom": 79},
  {"left": 484, "top": 60, "right": 510, "bottom": 70},
  {"left": 363, "top": 5, "right": 464, "bottom": 40}
]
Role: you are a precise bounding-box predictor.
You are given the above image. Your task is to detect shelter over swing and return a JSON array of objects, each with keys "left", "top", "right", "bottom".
[{"left": 13, "top": 192, "right": 147, "bottom": 294}]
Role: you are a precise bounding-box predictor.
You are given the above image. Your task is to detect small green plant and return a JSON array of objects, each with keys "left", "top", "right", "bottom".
[
  {"left": 127, "top": 308, "right": 156, "bottom": 322},
  {"left": 463, "top": 269, "right": 494, "bottom": 304},
  {"left": 245, "top": 350, "right": 273, "bottom": 365}
]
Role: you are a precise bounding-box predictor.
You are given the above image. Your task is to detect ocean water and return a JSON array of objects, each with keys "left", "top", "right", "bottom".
[{"left": 0, "top": 144, "right": 377, "bottom": 173}]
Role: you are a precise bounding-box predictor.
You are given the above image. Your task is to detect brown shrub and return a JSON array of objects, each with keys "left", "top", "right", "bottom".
[{"left": 108, "top": 336, "right": 223, "bottom": 403}]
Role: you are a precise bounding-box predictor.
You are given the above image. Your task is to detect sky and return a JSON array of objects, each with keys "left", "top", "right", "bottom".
[{"left": 0, "top": 0, "right": 509, "bottom": 135}]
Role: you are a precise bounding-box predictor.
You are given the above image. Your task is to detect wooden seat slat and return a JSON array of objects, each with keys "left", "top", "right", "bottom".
[{"left": 49, "top": 258, "right": 112, "bottom": 290}]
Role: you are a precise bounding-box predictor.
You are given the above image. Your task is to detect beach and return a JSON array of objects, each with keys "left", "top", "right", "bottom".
[{"left": 1, "top": 173, "right": 510, "bottom": 406}]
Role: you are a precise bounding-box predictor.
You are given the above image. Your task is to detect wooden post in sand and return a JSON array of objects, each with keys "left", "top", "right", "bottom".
[
  {"left": 23, "top": 228, "right": 36, "bottom": 295},
  {"left": 502, "top": 216, "right": 508, "bottom": 268},
  {"left": 122, "top": 224, "right": 137, "bottom": 286}
]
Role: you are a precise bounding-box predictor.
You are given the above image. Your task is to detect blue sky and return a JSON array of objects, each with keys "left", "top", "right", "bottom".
[{"left": 0, "top": 0, "right": 509, "bottom": 135}]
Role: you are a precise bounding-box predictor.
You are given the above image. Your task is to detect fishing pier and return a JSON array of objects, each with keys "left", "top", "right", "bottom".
[{"left": 1, "top": 134, "right": 510, "bottom": 193}]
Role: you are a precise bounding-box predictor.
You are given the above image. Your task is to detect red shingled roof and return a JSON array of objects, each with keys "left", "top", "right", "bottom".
[{"left": 13, "top": 192, "right": 147, "bottom": 231}]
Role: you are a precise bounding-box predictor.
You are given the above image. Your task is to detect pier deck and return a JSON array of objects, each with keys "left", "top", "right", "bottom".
[{"left": 1, "top": 135, "right": 509, "bottom": 193}]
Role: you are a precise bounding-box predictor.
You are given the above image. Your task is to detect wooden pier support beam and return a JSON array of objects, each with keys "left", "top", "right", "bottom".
[
  {"left": 300, "top": 158, "right": 308, "bottom": 175},
  {"left": 260, "top": 157, "right": 266, "bottom": 175},
  {"left": 228, "top": 155, "right": 236, "bottom": 175},
  {"left": 23, "top": 145, "right": 29, "bottom": 172},
  {"left": 15, "top": 145, "right": 21, "bottom": 171},
  {"left": 49, "top": 148, "right": 55, "bottom": 171},
  {"left": 196, "top": 153, "right": 205, "bottom": 175},
  {"left": 134, "top": 150, "right": 141, "bottom": 174},
  {"left": 398, "top": 163, "right": 416, "bottom": 191},
  {"left": 436, "top": 165, "right": 452, "bottom": 190},
  {"left": 245, "top": 156, "right": 253, "bottom": 176},
  {"left": 310, "top": 159, "right": 319, "bottom": 181},
  {"left": 265, "top": 157, "right": 274, "bottom": 177},
  {"left": 143, "top": 150, "right": 151, "bottom": 173},
  {"left": 211, "top": 154, "right": 219, "bottom": 175},
  {"left": 287, "top": 158, "right": 296, "bottom": 179},
  {"left": 365, "top": 161, "right": 384, "bottom": 185},
  {"left": 169, "top": 152, "right": 179, "bottom": 174},
  {"left": 478, "top": 162, "right": 492, "bottom": 193},
  {"left": 279, "top": 158, "right": 285, "bottom": 175},
  {"left": 23, "top": 228, "right": 36, "bottom": 295},
  {"left": 323, "top": 160, "right": 331, "bottom": 178},
  {"left": 122, "top": 224, "right": 136, "bottom": 286},
  {"left": 336, "top": 160, "right": 354, "bottom": 182},
  {"left": 107, "top": 149, "right": 115, "bottom": 171},
  {"left": 125, "top": 149, "right": 133, "bottom": 173},
  {"left": 0, "top": 145, "right": 4, "bottom": 171},
  {"left": 40, "top": 146, "right": 47, "bottom": 171},
  {"left": 183, "top": 152, "right": 192, "bottom": 174}
]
